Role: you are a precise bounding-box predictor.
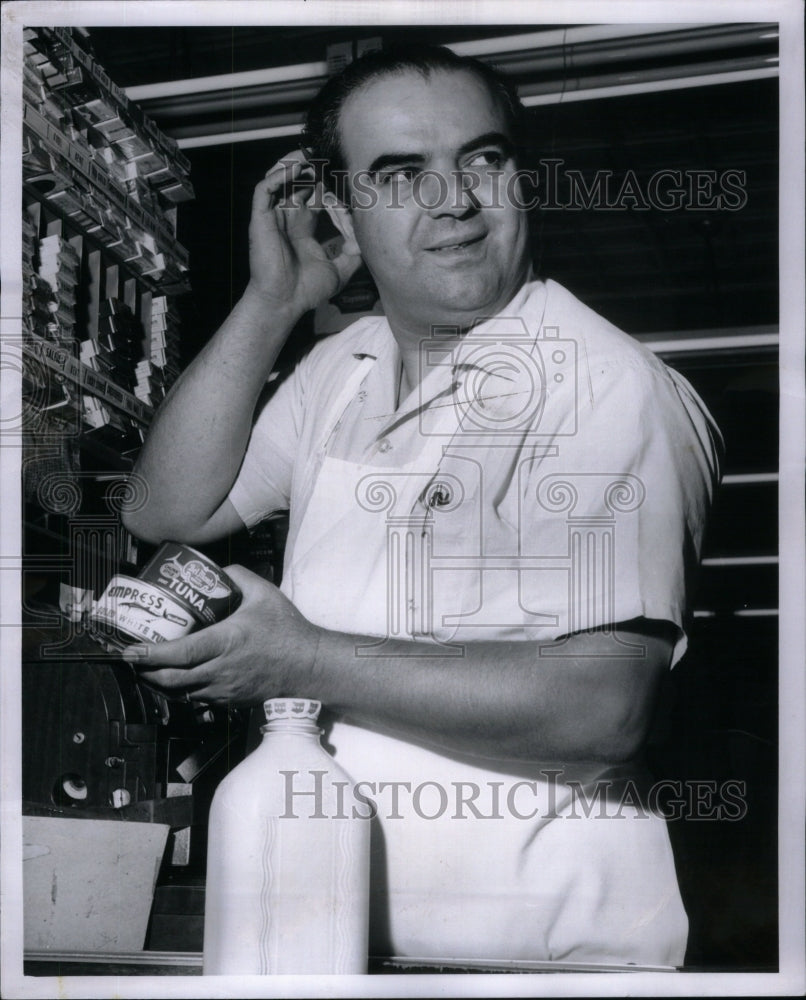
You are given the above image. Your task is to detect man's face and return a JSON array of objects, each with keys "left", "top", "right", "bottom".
[{"left": 337, "top": 69, "right": 532, "bottom": 340}]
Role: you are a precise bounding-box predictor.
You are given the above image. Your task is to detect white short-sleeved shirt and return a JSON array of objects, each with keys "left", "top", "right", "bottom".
[
  {"left": 231, "top": 278, "right": 722, "bottom": 662},
  {"left": 228, "top": 279, "right": 723, "bottom": 965}
]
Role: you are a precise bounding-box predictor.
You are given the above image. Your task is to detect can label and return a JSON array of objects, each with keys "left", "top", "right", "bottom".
[
  {"left": 91, "top": 574, "right": 196, "bottom": 646},
  {"left": 139, "top": 542, "right": 241, "bottom": 626}
]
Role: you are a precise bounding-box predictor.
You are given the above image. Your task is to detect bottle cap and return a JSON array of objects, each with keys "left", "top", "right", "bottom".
[{"left": 264, "top": 698, "right": 321, "bottom": 723}]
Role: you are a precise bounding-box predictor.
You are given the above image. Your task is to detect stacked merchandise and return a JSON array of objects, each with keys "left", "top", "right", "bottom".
[
  {"left": 96, "top": 298, "right": 143, "bottom": 394},
  {"left": 133, "top": 293, "right": 182, "bottom": 409},
  {"left": 133, "top": 359, "right": 166, "bottom": 410},
  {"left": 149, "top": 295, "right": 181, "bottom": 384},
  {"left": 21, "top": 213, "right": 52, "bottom": 423},
  {"left": 21, "top": 214, "right": 55, "bottom": 343},
  {"left": 21, "top": 214, "right": 38, "bottom": 332},
  {"left": 21, "top": 26, "right": 193, "bottom": 446},
  {"left": 23, "top": 275, "right": 58, "bottom": 347},
  {"left": 21, "top": 227, "right": 82, "bottom": 508},
  {"left": 20, "top": 26, "right": 195, "bottom": 617},
  {"left": 22, "top": 27, "right": 193, "bottom": 289},
  {"left": 80, "top": 298, "right": 144, "bottom": 436},
  {"left": 36, "top": 234, "right": 79, "bottom": 349}
]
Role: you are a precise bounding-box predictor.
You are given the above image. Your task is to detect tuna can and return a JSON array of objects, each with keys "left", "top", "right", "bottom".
[
  {"left": 89, "top": 542, "right": 242, "bottom": 653},
  {"left": 139, "top": 542, "right": 241, "bottom": 628}
]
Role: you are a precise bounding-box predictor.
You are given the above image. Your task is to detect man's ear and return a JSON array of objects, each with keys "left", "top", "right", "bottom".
[{"left": 321, "top": 188, "right": 361, "bottom": 257}]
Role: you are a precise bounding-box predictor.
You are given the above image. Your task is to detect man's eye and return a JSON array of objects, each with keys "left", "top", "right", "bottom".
[
  {"left": 378, "top": 167, "right": 419, "bottom": 185},
  {"left": 466, "top": 150, "right": 505, "bottom": 169}
]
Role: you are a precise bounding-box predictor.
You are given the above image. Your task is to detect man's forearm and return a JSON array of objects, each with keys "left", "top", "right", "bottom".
[
  {"left": 306, "top": 626, "right": 669, "bottom": 765},
  {"left": 125, "top": 289, "right": 299, "bottom": 543},
  {"left": 127, "top": 569, "right": 672, "bottom": 766},
  {"left": 124, "top": 153, "right": 362, "bottom": 544}
]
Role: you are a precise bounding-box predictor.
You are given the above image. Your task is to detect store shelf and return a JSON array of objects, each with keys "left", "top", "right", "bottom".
[{"left": 24, "top": 332, "right": 152, "bottom": 426}]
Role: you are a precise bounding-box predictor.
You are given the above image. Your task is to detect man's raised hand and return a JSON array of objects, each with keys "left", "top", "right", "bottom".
[{"left": 246, "top": 150, "right": 363, "bottom": 319}]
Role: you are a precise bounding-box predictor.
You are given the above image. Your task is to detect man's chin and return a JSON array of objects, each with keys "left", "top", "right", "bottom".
[
  {"left": 417, "top": 284, "right": 524, "bottom": 330},
  {"left": 378, "top": 265, "right": 531, "bottom": 338}
]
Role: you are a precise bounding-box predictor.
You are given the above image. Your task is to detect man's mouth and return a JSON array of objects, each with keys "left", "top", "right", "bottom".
[{"left": 426, "top": 234, "right": 486, "bottom": 252}]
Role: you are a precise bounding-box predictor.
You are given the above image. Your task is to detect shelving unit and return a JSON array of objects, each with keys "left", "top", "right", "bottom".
[
  {"left": 21, "top": 26, "right": 192, "bottom": 589},
  {"left": 18, "top": 29, "right": 249, "bottom": 961}
]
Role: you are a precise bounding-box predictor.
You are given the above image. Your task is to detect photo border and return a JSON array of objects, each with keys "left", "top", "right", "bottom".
[{"left": 1, "top": 1, "right": 803, "bottom": 997}]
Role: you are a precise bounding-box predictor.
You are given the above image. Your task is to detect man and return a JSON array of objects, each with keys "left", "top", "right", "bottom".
[{"left": 122, "top": 46, "right": 722, "bottom": 966}]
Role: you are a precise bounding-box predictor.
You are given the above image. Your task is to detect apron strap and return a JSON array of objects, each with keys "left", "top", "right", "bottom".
[
  {"left": 295, "top": 354, "right": 377, "bottom": 511},
  {"left": 314, "top": 354, "right": 377, "bottom": 457}
]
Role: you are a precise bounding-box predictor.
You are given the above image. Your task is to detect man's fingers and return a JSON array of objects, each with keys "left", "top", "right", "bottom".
[
  {"left": 264, "top": 148, "right": 311, "bottom": 175},
  {"left": 121, "top": 625, "right": 227, "bottom": 669},
  {"left": 256, "top": 155, "right": 316, "bottom": 207},
  {"left": 137, "top": 659, "right": 247, "bottom": 706},
  {"left": 182, "top": 682, "right": 225, "bottom": 704},
  {"left": 263, "top": 152, "right": 312, "bottom": 185},
  {"left": 221, "top": 562, "right": 275, "bottom": 598},
  {"left": 135, "top": 664, "right": 209, "bottom": 692}
]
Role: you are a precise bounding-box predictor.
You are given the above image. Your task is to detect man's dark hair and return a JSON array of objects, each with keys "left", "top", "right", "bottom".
[{"left": 302, "top": 43, "right": 526, "bottom": 198}]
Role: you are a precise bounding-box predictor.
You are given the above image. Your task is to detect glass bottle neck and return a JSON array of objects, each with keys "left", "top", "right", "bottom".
[{"left": 261, "top": 718, "right": 321, "bottom": 737}]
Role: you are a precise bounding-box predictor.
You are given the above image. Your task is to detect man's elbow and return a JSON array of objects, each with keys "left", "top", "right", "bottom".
[
  {"left": 591, "top": 714, "right": 649, "bottom": 764},
  {"left": 121, "top": 507, "right": 160, "bottom": 544},
  {"left": 586, "top": 682, "right": 659, "bottom": 763},
  {"left": 119, "top": 482, "right": 188, "bottom": 544},
  {"left": 121, "top": 506, "right": 211, "bottom": 546},
  {"left": 514, "top": 714, "right": 647, "bottom": 765},
  {"left": 568, "top": 625, "right": 671, "bottom": 763},
  {"left": 121, "top": 494, "right": 242, "bottom": 548}
]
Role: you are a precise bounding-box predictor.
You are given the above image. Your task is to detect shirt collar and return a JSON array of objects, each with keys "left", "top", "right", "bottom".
[{"left": 345, "top": 281, "right": 549, "bottom": 422}]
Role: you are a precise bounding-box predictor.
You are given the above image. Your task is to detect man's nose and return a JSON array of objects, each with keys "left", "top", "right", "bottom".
[{"left": 416, "top": 168, "right": 481, "bottom": 217}]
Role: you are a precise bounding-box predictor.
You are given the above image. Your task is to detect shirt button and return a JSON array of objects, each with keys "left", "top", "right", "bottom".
[{"left": 378, "top": 438, "right": 392, "bottom": 453}]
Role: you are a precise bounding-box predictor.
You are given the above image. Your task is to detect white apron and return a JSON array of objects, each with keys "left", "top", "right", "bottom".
[{"left": 278, "top": 345, "right": 688, "bottom": 966}]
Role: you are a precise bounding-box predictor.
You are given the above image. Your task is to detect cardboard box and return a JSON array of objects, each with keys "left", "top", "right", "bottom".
[{"left": 23, "top": 816, "right": 169, "bottom": 952}]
